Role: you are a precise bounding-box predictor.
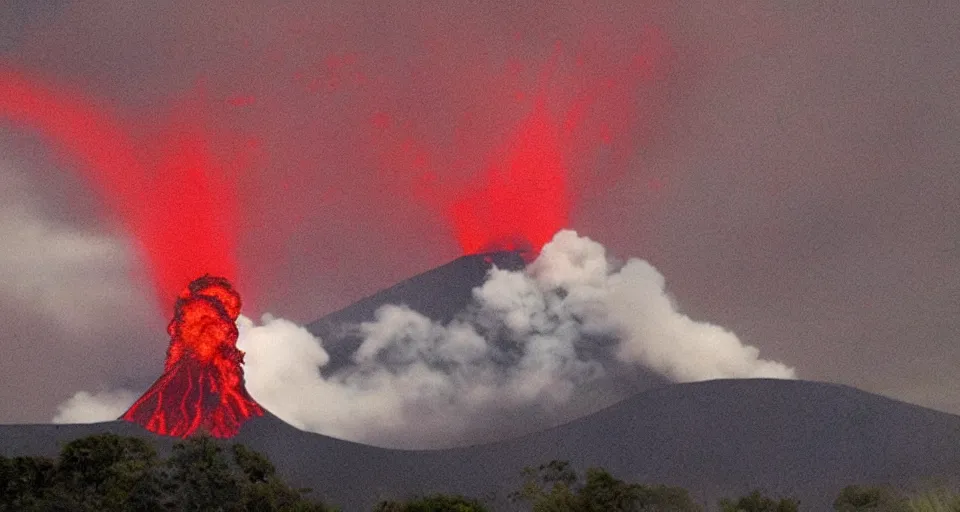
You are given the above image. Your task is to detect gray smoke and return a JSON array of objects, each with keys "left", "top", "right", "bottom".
[
  {"left": 55, "top": 229, "right": 794, "bottom": 448},
  {"left": 0, "top": 158, "right": 159, "bottom": 420},
  {"left": 234, "top": 230, "right": 793, "bottom": 447}
]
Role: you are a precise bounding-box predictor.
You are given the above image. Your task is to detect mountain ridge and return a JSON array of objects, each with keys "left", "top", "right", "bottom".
[
  {"left": 304, "top": 251, "right": 527, "bottom": 371},
  {"left": 5, "top": 378, "right": 960, "bottom": 511}
]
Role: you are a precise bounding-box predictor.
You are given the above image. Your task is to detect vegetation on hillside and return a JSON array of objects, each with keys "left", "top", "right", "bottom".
[
  {"left": 0, "top": 433, "right": 333, "bottom": 511},
  {"left": 2, "top": 435, "right": 959, "bottom": 511},
  {"left": 510, "top": 459, "right": 701, "bottom": 511}
]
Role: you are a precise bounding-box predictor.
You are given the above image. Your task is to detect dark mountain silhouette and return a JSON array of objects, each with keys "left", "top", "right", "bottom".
[
  {"left": 4, "top": 379, "right": 960, "bottom": 511},
  {"left": 301, "top": 249, "right": 669, "bottom": 443},
  {"left": 305, "top": 251, "right": 526, "bottom": 371},
  {"left": 6, "top": 256, "right": 958, "bottom": 509}
]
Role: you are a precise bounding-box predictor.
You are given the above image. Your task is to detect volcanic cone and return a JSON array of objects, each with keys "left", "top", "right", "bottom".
[{"left": 122, "top": 275, "right": 263, "bottom": 438}]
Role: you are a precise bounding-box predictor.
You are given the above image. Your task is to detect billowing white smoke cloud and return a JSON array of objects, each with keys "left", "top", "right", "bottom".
[
  {"left": 0, "top": 162, "right": 149, "bottom": 337},
  {"left": 53, "top": 230, "right": 794, "bottom": 447},
  {"left": 236, "top": 307, "right": 607, "bottom": 446},
  {"left": 52, "top": 390, "right": 139, "bottom": 424},
  {"left": 236, "top": 230, "right": 793, "bottom": 447},
  {"left": 0, "top": 160, "right": 160, "bottom": 424}
]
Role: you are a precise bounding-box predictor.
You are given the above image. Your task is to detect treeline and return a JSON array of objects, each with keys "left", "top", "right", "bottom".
[
  {"left": 0, "top": 433, "right": 332, "bottom": 511},
  {"left": 2, "top": 434, "right": 959, "bottom": 511}
]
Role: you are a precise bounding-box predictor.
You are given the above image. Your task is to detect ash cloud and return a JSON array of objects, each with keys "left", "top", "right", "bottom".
[
  {"left": 53, "top": 390, "right": 138, "bottom": 424},
  {"left": 238, "top": 231, "right": 792, "bottom": 447},
  {"left": 0, "top": 161, "right": 143, "bottom": 337},
  {"left": 54, "top": 230, "right": 792, "bottom": 447},
  {"left": 0, "top": 157, "right": 159, "bottom": 422}
]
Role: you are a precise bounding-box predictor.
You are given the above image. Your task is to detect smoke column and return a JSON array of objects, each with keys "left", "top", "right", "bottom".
[
  {"left": 447, "top": 98, "right": 568, "bottom": 258},
  {"left": 374, "top": 24, "right": 676, "bottom": 262},
  {"left": 0, "top": 69, "right": 241, "bottom": 305},
  {"left": 17, "top": 11, "right": 792, "bottom": 445}
]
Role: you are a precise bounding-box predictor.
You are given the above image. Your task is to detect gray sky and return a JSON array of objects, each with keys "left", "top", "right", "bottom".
[{"left": 0, "top": 0, "right": 958, "bottom": 424}]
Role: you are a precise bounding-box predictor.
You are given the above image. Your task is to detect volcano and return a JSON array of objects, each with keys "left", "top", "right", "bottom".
[
  {"left": 302, "top": 248, "right": 671, "bottom": 434},
  {"left": 121, "top": 276, "right": 263, "bottom": 438},
  {"left": 306, "top": 250, "right": 527, "bottom": 371}
]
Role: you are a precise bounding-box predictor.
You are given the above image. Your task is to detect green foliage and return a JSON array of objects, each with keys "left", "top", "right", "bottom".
[
  {"left": 513, "top": 460, "right": 701, "bottom": 512},
  {"left": 834, "top": 485, "right": 908, "bottom": 511},
  {"left": 905, "top": 488, "right": 960, "bottom": 512},
  {"left": 230, "top": 441, "right": 336, "bottom": 511},
  {"left": 579, "top": 468, "right": 650, "bottom": 511},
  {"left": 56, "top": 433, "right": 159, "bottom": 510},
  {"left": 513, "top": 460, "right": 580, "bottom": 512},
  {"left": 0, "top": 433, "right": 335, "bottom": 512},
  {"left": 0, "top": 454, "right": 57, "bottom": 511},
  {"left": 719, "top": 490, "right": 800, "bottom": 512},
  {"left": 233, "top": 442, "right": 278, "bottom": 482},
  {"left": 13, "top": 438, "right": 960, "bottom": 512},
  {"left": 167, "top": 434, "right": 246, "bottom": 511},
  {"left": 374, "top": 493, "right": 488, "bottom": 512}
]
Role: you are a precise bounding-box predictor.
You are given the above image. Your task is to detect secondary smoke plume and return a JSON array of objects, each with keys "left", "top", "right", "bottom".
[
  {"left": 406, "top": 28, "right": 674, "bottom": 260},
  {"left": 444, "top": 97, "right": 569, "bottom": 258},
  {"left": 121, "top": 275, "right": 263, "bottom": 438},
  {"left": 54, "top": 390, "right": 139, "bottom": 424}
]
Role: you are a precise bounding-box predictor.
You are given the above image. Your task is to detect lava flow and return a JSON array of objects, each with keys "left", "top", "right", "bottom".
[{"left": 122, "top": 275, "right": 263, "bottom": 438}]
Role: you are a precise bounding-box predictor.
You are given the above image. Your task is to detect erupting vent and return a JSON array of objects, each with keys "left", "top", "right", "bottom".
[{"left": 122, "top": 276, "right": 262, "bottom": 438}]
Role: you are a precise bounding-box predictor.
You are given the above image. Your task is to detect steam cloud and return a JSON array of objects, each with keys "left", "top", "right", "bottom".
[
  {"left": 0, "top": 162, "right": 148, "bottom": 337},
  {"left": 53, "top": 390, "right": 139, "bottom": 424},
  {"left": 54, "top": 230, "right": 794, "bottom": 448}
]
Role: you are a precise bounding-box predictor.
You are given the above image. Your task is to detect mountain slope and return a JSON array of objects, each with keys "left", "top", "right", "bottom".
[
  {"left": 305, "top": 251, "right": 526, "bottom": 370},
  {"left": 4, "top": 379, "right": 960, "bottom": 510}
]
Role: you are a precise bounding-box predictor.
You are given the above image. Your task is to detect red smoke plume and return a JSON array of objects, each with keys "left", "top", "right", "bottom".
[
  {"left": 0, "top": 71, "right": 260, "bottom": 437},
  {"left": 123, "top": 275, "right": 262, "bottom": 438},
  {"left": 0, "top": 69, "right": 241, "bottom": 306},
  {"left": 448, "top": 99, "right": 568, "bottom": 259},
  {"left": 379, "top": 28, "right": 674, "bottom": 260}
]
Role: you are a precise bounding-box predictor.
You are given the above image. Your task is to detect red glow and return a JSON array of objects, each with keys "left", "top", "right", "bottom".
[
  {"left": 123, "top": 276, "right": 263, "bottom": 438},
  {"left": 373, "top": 28, "right": 675, "bottom": 260},
  {"left": 227, "top": 94, "right": 256, "bottom": 107},
  {"left": 0, "top": 69, "right": 240, "bottom": 305},
  {"left": 449, "top": 100, "right": 568, "bottom": 259}
]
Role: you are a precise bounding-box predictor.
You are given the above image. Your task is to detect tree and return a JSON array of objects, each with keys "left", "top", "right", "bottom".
[
  {"left": 2, "top": 434, "right": 336, "bottom": 511},
  {"left": 233, "top": 443, "right": 277, "bottom": 483},
  {"left": 633, "top": 483, "right": 704, "bottom": 512},
  {"left": 166, "top": 434, "right": 245, "bottom": 511},
  {"left": 513, "top": 460, "right": 580, "bottom": 512},
  {"left": 905, "top": 488, "right": 960, "bottom": 512},
  {"left": 230, "top": 442, "right": 335, "bottom": 511},
  {"left": 513, "top": 460, "right": 700, "bottom": 512},
  {"left": 374, "top": 493, "right": 488, "bottom": 512},
  {"left": 55, "top": 433, "right": 159, "bottom": 510},
  {"left": 833, "top": 485, "right": 908, "bottom": 511},
  {"left": 719, "top": 490, "right": 799, "bottom": 512},
  {"left": 579, "top": 468, "right": 645, "bottom": 512},
  {"left": 0, "top": 454, "right": 58, "bottom": 510}
]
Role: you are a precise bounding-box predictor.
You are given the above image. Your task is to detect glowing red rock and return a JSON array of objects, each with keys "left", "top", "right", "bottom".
[{"left": 122, "top": 275, "right": 262, "bottom": 438}]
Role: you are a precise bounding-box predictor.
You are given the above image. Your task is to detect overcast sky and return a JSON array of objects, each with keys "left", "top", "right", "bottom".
[{"left": 0, "top": 1, "right": 958, "bottom": 425}]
